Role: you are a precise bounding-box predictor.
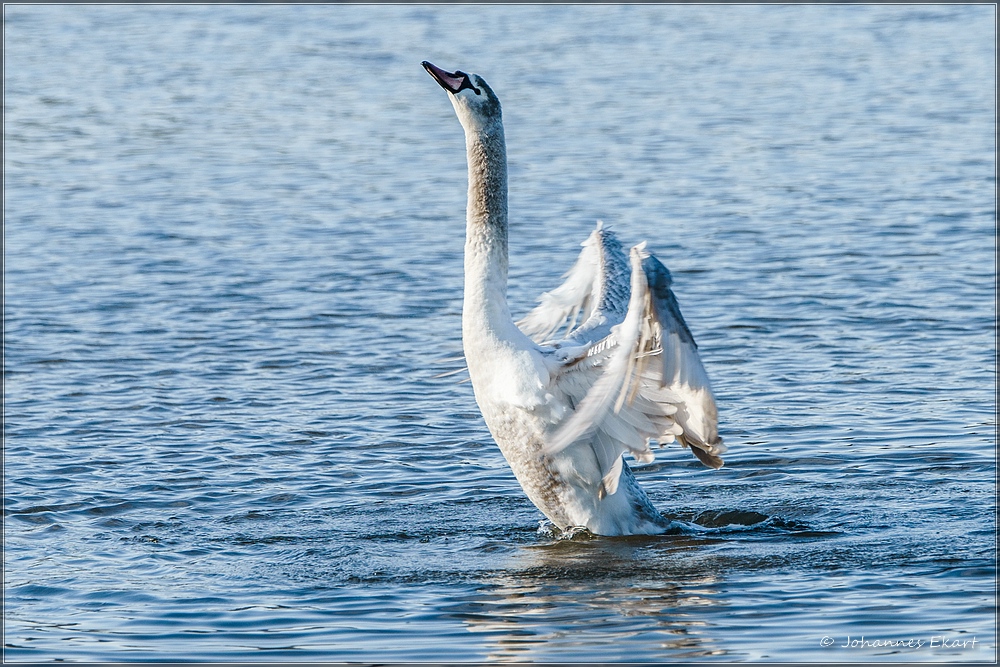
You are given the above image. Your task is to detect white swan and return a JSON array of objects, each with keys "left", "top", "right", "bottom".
[{"left": 423, "top": 62, "right": 726, "bottom": 536}]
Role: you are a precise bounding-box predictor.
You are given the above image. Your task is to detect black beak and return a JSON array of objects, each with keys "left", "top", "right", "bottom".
[{"left": 422, "top": 61, "right": 480, "bottom": 95}]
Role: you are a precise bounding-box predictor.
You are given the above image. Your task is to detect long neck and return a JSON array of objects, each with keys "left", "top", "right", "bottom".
[{"left": 463, "top": 122, "right": 512, "bottom": 334}]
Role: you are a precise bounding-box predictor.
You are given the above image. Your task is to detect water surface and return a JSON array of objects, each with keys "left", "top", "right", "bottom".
[{"left": 4, "top": 4, "right": 996, "bottom": 662}]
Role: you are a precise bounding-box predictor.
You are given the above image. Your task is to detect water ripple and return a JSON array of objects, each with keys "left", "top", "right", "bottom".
[{"left": 4, "top": 4, "right": 995, "bottom": 663}]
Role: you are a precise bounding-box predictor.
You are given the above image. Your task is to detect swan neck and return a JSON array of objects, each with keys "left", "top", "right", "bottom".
[
  {"left": 463, "top": 123, "right": 509, "bottom": 317},
  {"left": 465, "top": 125, "right": 508, "bottom": 250}
]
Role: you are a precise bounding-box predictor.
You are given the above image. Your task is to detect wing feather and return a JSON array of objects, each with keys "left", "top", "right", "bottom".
[
  {"left": 518, "top": 222, "right": 630, "bottom": 348},
  {"left": 542, "top": 240, "right": 725, "bottom": 498}
]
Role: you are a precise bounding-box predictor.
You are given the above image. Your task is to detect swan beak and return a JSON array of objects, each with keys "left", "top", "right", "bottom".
[{"left": 422, "top": 61, "right": 465, "bottom": 94}]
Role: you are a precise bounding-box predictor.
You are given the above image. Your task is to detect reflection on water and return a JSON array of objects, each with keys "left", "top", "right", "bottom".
[{"left": 461, "top": 535, "right": 728, "bottom": 661}]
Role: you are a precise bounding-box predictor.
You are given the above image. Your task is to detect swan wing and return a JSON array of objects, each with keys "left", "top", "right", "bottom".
[
  {"left": 517, "top": 222, "right": 630, "bottom": 349},
  {"left": 544, "top": 243, "right": 725, "bottom": 498}
]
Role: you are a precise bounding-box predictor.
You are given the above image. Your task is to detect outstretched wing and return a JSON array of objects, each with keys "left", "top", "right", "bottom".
[
  {"left": 542, "top": 242, "right": 725, "bottom": 498},
  {"left": 517, "top": 222, "right": 631, "bottom": 350}
]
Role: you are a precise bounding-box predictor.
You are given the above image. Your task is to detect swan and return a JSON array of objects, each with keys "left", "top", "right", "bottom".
[{"left": 423, "top": 61, "right": 726, "bottom": 536}]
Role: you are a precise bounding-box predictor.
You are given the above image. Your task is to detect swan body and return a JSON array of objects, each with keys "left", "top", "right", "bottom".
[{"left": 423, "top": 62, "right": 726, "bottom": 536}]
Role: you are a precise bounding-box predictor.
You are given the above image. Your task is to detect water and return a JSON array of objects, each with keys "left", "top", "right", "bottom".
[{"left": 3, "top": 4, "right": 995, "bottom": 662}]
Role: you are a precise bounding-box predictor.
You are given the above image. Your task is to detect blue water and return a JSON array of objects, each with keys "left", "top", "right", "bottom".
[{"left": 4, "top": 4, "right": 996, "bottom": 662}]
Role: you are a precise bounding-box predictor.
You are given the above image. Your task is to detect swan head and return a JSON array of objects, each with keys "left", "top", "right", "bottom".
[{"left": 422, "top": 61, "right": 502, "bottom": 133}]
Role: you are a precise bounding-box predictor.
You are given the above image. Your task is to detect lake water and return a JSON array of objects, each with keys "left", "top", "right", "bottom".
[{"left": 3, "top": 4, "right": 996, "bottom": 662}]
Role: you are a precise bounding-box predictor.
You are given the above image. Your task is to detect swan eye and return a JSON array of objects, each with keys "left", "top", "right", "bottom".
[{"left": 454, "top": 73, "right": 482, "bottom": 96}]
